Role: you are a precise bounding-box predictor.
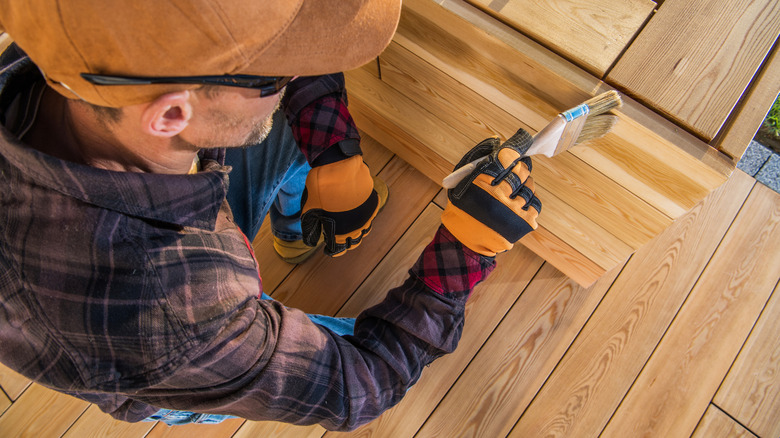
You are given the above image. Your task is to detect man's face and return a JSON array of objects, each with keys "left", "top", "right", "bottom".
[{"left": 178, "top": 85, "right": 284, "bottom": 150}]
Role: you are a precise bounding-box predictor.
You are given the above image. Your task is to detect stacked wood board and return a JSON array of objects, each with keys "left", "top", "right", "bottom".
[{"left": 345, "top": 0, "right": 742, "bottom": 287}]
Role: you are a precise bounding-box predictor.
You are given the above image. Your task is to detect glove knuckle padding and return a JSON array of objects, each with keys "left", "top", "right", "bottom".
[
  {"left": 301, "top": 155, "right": 380, "bottom": 254},
  {"left": 443, "top": 130, "right": 541, "bottom": 257}
]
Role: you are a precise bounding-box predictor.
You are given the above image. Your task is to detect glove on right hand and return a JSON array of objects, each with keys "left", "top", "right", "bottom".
[{"left": 441, "top": 129, "right": 542, "bottom": 257}]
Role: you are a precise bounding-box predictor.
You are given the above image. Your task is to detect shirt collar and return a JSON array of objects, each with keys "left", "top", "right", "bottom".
[{"left": 0, "top": 55, "right": 230, "bottom": 231}]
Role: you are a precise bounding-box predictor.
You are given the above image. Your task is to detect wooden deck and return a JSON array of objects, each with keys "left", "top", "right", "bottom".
[{"left": 1, "top": 133, "right": 779, "bottom": 437}]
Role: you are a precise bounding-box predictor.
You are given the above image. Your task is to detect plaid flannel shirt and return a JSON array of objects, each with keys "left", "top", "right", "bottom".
[{"left": 0, "top": 53, "right": 495, "bottom": 430}]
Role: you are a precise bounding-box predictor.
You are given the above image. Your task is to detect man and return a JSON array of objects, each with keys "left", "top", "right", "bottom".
[{"left": 0, "top": 0, "right": 541, "bottom": 430}]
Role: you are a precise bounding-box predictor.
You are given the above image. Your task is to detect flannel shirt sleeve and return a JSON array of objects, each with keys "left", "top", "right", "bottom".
[
  {"left": 282, "top": 73, "right": 361, "bottom": 164},
  {"left": 124, "top": 226, "right": 496, "bottom": 431}
]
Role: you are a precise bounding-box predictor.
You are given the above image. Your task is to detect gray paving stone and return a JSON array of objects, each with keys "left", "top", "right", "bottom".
[
  {"left": 737, "top": 140, "right": 772, "bottom": 176},
  {"left": 755, "top": 153, "right": 780, "bottom": 193}
]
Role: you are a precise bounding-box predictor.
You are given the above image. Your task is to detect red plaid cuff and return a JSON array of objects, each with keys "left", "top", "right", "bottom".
[
  {"left": 283, "top": 74, "right": 361, "bottom": 165},
  {"left": 291, "top": 96, "right": 360, "bottom": 164},
  {"left": 411, "top": 225, "right": 496, "bottom": 299}
]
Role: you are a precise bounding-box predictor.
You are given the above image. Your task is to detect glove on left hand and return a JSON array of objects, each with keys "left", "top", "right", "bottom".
[{"left": 300, "top": 144, "right": 381, "bottom": 257}]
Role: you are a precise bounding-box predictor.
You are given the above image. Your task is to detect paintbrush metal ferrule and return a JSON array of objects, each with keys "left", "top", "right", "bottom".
[
  {"left": 441, "top": 91, "right": 622, "bottom": 189},
  {"left": 561, "top": 103, "right": 589, "bottom": 122}
]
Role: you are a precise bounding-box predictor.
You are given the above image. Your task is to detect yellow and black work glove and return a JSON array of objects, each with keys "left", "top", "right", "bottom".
[
  {"left": 300, "top": 141, "right": 382, "bottom": 257},
  {"left": 441, "top": 129, "right": 542, "bottom": 257}
]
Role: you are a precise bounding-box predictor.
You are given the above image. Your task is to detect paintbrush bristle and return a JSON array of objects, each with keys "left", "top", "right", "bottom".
[
  {"left": 576, "top": 114, "right": 618, "bottom": 144},
  {"left": 583, "top": 90, "right": 622, "bottom": 116},
  {"left": 573, "top": 91, "right": 622, "bottom": 145}
]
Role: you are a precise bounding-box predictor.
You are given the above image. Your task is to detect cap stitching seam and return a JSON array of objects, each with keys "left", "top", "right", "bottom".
[{"left": 54, "top": 0, "right": 112, "bottom": 105}]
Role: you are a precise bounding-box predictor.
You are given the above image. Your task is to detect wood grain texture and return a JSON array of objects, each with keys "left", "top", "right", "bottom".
[
  {"left": 418, "top": 262, "right": 622, "bottom": 438},
  {"left": 532, "top": 185, "right": 634, "bottom": 270},
  {"left": 532, "top": 152, "right": 672, "bottom": 250},
  {"left": 328, "top": 230, "right": 544, "bottom": 438},
  {"left": 336, "top": 204, "right": 443, "bottom": 318},
  {"left": 714, "top": 40, "right": 780, "bottom": 160},
  {"left": 464, "top": 0, "right": 655, "bottom": 75},
  {"left": 601, "top": 180, "right": 780, "bottom": 438},
  {"left": 570, "top": 99, "right": 729, "bottom": 218},
  {"left": 0, "top": 362, "right": 31, "bottom": 401},
  {"left": 62, "top": 405, "right": 156, "bottom": 437},
  {"left": 509, "top": 170, "right": 755, "bottom": 438},
  {"left": 714, "top": 281, "right": 780, "bottom": 438},
  {"left": 233, "top": 420, "right": 325, "bottom": 438},
  {"left": 692, "top": 406, "right": 758, "bottom": 438},
  {"left": 0, "top": 384, "right": 89, "bottom": 437},
  {"left": 0, "top": 391, "right": 9, "bottom": 416},
  {"left": 378, "top": 41, "right": 531, "bottom": 142},
  {"left": 608, "top": 0, "right": 780, "bottom": 140},
  {"left": 517, "top": 226, "right": 605, "bottom": 288}
]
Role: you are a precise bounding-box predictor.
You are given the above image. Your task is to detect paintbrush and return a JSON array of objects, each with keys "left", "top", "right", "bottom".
[{"left": 442, "top": 90, "right": 622, "bottom": 189}]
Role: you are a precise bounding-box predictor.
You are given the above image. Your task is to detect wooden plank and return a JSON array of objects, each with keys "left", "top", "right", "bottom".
[
  {"left": 571, "top": 98, "right": 730, "bottom": 218},
  {"left": 601, "top": 181, "right": 780, "bottom": 438},
  {"left": 714, "top": 39, "right": 780, "bottom": 161},
  {"left": 271, "top": 157, "right": 440, "bottom": 315},
  {"left": 234, "top": 420, "right": 325, "bottom": 438},
  {"left": 692, "top": 405, "right": 758, "bottom": 438},
  {"left": 608, "top": 0, "right": 780, "bottom": 140},
  {"left": 327, "top": 225, "right": 545, "bottom": 437},
  {"left": 0, "top": 383, "right": 89, "bottom": 437},
  {"left": 336, "top": 204, "right": 443, "bottom": 317},
  {"left": 396, "top": 0, "right": 589, "bottom": 129},
  {"left": 464, "top": 0, "right": 655, "bottom": 76},
  {"left": 345, "top": 66, "right": 471, "bottom": 181},
  {"left": 508, "top": 171, "right": 755, "bottom": 438},
  {"left": 714, "top": 281, "right": 780, "bottom": 438},
  {"left": 532, "top": 185, "right": 633, "bottom": 270},
  {"left": 0, "top": 362, "right": 31, "bottom": 401},
  {"left": 62, "top": 404, "right": 156, "bottom": 437},
  {"left": 378, "top": 41, "right": 532, "bottom": 142},
  {"left": 0, "top": 390, "right": 9, "bottom": 416},
  {"left": 436, "top": 0, "right": 605, "bottom": 106},
  {"left": 532, "top": 153, "right": 672, "bottom": 250},
  {"left": 417, "top": 262, "right": 622, "bottom": 438},
  {"left": 374, "top": 0, "right": 730, "bottom": 220},
  {"left": 518, "top": 226, "right": 605, "bottom": 288}
]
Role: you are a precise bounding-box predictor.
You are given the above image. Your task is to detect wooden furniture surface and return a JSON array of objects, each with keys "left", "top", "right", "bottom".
[
  {"left": 2, "top": 137, "right": 778, "bottom": 438},
  {"left": 346, "top": 0, "right": 744, "bottom": 287},
  {"left": 608, "top": 0, "right": 780, "bottom": 141},
  {"left": 463, "top": 0, "right": 656, "bottom": 75}
]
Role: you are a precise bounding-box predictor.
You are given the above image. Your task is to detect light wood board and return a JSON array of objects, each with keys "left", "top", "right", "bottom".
[
  {"left": 714, "top": 280, "right": 780, "bottom": 438},
  {"left": 464, "top": 0, "right": 655, "bottom": 75},
  {"left": 601, "top": 180, "right": 780, "bottom": 438},
  {"left": 508, "top": 170, "right": 755, "bottom": 438},
  {"left": 608, "top": 0, "right": 780, "bottom": 140}
]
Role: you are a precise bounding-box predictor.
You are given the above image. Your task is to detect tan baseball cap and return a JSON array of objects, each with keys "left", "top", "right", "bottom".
[{"left": 0, "top": 0, "right": 400, "bottom": 107}]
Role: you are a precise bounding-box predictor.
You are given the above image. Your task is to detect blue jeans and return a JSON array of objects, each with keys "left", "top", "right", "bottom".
[{"left": 143, "top": 110, "right": 356, "bottom": 426}]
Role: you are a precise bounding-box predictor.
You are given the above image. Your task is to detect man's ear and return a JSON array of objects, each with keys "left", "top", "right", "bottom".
[{"left": 141, "top": 91, "right": 193, "bottom": 137}]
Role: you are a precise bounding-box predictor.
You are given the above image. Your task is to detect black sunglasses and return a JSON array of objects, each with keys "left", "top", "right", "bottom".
[{"left": 80, "top": 73, "right": 294, "bottom": 97}]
